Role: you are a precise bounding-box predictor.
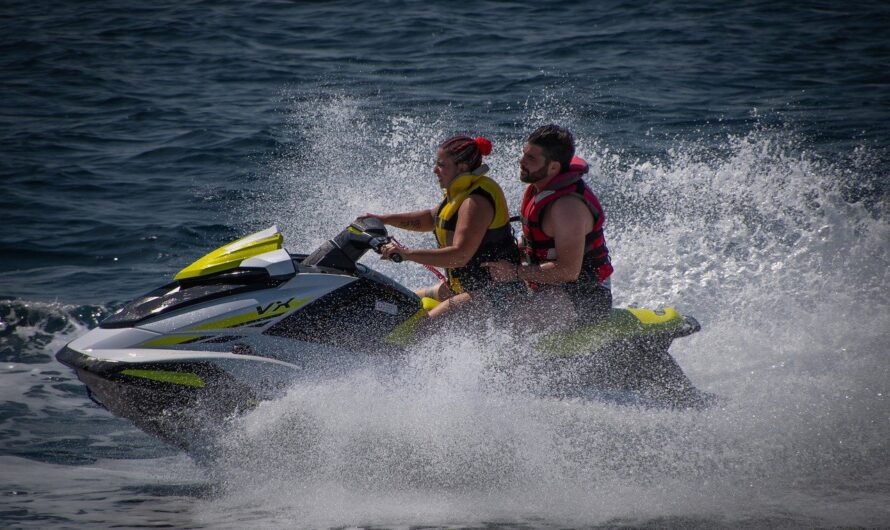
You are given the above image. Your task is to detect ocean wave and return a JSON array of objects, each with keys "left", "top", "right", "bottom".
[{"left": 0, "top": 299, "right": 108, "bottom": 364}]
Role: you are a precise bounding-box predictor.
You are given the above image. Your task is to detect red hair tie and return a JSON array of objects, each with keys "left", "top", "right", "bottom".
[{"left": 474, "top": 137, "right": 492, "bottom": 156}]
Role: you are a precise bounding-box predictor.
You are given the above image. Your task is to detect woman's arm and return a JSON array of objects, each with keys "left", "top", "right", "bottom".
[
  {"left": 381, "top": 196, "right": 493, "bottom": 267},
  {"left": 362, "top": 208, "right": 437, "bottom": 232}
]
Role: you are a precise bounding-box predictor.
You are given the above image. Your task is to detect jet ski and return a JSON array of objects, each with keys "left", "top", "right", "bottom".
[{"left": 56, "top": 217, "right": 709, "bottom": 453}]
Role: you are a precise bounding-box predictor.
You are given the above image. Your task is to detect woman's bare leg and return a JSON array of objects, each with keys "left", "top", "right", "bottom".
[{"left": 414, "top": 280, "right": 451, "bottom": 301}]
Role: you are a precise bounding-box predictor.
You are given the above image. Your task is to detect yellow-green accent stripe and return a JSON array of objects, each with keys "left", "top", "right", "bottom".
[
  {"left": 536, "top": 307, "right": 686, "bottom": 358},
  {"left": 626, "top": 306, "right": 681, "bottom": 325},
  {"left": 139, "top": 335, "right": 206, "bottom": 347},
  {"left": 120, "top": 369, "right": 205, "bottom": 388},
  {"left": 186, "top": 297, "right": 312, "bottom": 331},
  {"left": 175, "top": 230, "right": 283, "bottom": 280},
  {"left": 383, "top": 297, "right": 438, "bottom": 347}
]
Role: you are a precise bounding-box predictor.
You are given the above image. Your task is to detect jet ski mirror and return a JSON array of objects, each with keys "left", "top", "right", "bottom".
[
  {"left": 301, "top": 217, "right": 393, "bottom": 271},
  {"left": 350, "top": 216, "right": 387, "bottom": 237}
]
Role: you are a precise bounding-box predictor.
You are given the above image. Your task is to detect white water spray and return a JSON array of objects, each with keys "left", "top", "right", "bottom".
[{"left": 203, "top": 98, "right": 890, "bottom": 528}]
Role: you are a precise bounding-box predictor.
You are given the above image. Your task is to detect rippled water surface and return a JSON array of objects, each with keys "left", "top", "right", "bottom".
[{"left": 2, "top": 1, "right": 889, "bottom": 528}]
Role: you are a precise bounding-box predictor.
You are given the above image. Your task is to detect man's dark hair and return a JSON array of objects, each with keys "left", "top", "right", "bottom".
[{"left": 527, "top": 124, "right": 575, "bottom": 173}]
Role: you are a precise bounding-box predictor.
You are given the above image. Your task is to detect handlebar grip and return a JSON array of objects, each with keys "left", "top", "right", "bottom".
[{"left": 390, "top": 252, "right": 403, "bottom": 263}]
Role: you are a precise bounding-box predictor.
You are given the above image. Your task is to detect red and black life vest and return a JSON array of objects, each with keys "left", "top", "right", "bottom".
[{"left": 519, "top": 156, "right": 613, "bottom": 283}]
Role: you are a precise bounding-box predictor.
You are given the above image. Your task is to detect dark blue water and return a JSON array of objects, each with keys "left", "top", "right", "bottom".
[{"left": 2, "top": 1, "right": 889, "bottom": 528}]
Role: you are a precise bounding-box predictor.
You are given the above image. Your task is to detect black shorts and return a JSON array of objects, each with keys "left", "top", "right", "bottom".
[{"left": 475, "top": 280, "right": 528, "bottom": 310}]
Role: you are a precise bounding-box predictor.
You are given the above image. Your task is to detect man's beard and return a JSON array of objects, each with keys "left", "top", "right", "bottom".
[{"left": 520, "top": 164, "right": 549, "bottom": 183}]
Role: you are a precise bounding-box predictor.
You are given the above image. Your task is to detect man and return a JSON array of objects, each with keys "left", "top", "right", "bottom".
[{"left": 484, "top": 124, "right": 613, "bottom": 321}]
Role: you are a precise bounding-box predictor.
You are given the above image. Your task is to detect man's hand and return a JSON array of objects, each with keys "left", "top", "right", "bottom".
[{"left": 482, "top": 260, "right": 518, "bottom": 282}]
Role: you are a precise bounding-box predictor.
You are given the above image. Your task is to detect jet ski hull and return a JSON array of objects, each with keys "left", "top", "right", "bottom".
[
  {"left": 531, "top": 335, "right": 712, "bottom": 408},
  {"left": 56, "top": 345, "right": 273, "bottom": 452},
  {"left": 489, "top": 308, "right": 712, "bottom": 408}
]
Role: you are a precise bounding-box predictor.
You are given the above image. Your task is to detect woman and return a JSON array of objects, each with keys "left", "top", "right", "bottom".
[{"left": 364, "top": 135, "right": 519, "bottom": 318}]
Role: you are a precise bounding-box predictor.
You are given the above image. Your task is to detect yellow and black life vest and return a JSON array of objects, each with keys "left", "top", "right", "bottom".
[{"left": 433, "top": 171, "right": 518, "bottom": 294}]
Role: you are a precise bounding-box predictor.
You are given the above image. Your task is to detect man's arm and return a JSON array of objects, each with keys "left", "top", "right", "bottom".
[
  {"left": 484, "top": 195, "right": 591, "bottom": 284},
  {"left": 526, "top": 195, "right": 590, "bottom": 283}
]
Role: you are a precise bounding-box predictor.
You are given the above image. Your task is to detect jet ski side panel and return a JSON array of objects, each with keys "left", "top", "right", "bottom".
[
  {"left": 536, "top": 307, "right": 700, "bottom": 359},
  {"left": 265, "top": 277, "right": 422, "bottom": 352},
  {"left": 129, "top": 274, "right": 356, "bottom": 335}
]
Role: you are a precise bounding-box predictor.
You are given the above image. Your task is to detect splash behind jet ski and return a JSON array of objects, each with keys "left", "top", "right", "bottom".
[{"left": 56, "top": 218, "right": 709, "bottom": 453}]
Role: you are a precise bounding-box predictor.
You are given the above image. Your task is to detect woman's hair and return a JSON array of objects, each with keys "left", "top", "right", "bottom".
[
  {"left": 439, "top": 135, "right": 492, "bottom": 171},
  {"left": 527, "top": 125, "right": 574, "bottom": 173}
]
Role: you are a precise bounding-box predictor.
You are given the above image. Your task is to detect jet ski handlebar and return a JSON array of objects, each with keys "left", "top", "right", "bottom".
[
  {"left": 302, "top": 217, "right": 402, "bottom": 270},
  {"left": 353, "top": 217, "right": 403, "bottom": 262},
  {"left": 367, "top": 235, "right": 402, "bottom": 262}
]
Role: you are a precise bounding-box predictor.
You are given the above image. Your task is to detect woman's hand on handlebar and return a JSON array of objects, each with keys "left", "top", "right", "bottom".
[{"left": 380, "top": 242, "right": 407, "bottom": 263}]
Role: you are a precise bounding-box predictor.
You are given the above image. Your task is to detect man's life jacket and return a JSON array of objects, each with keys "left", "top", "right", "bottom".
[
  {"left": 518, "top": 156, "right": 613, "bottom": 319},
  {"left": 434, "top": 168, "right": 519, "bottom": 294}
]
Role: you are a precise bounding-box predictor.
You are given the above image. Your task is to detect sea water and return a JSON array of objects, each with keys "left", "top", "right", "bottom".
[{"left": 1, "top": 1, "right": 888, "bottom": 528}]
